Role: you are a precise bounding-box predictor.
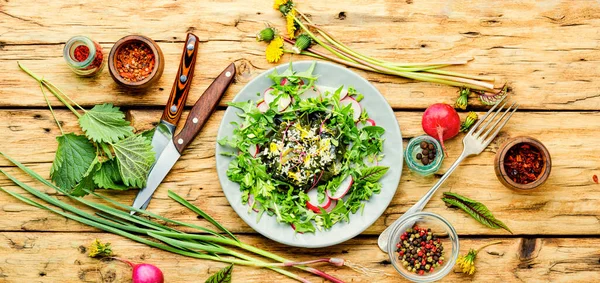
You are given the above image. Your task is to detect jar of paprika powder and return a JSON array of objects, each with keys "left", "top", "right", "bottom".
[{"left": 63, "top": 36, "right": 105, "bottom": 77}]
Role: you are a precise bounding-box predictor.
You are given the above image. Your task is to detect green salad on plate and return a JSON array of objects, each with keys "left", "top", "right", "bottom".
[{"left": 218, "top": 63, "right": 389, "bottom": 233}]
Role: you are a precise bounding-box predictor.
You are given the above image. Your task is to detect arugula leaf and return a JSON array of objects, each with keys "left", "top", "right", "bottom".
[
  {"left": 50, "top": 133, "right": 97, "bottom": 191},
  {"left": 204, "top": 264, "right": 233, "bottom": 283},
  {"left": 442, "top": 192, "right": 512, "bottom": 233},
  {"left": 79, "top": 103, "right": 134, "bottom": 143},
  {"left": 359, "top": 166, "right": 389, "bottom": 182},
  {"left": 112, "top": 135, "right": 155, "bottom": 188},
  {"left": 93, "top": 159, "right": 128, "bottom": 190}
]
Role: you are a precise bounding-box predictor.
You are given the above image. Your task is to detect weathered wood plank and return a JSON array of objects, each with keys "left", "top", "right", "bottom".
[
  {"left": 1, "top": 0, "right": 600, "bottom": 110},
  {"left": 0, "top": 232, "right": 598, "bottom": 282},
  {"left": 0, "top": 109, "right": 598, "bottom": 236}
]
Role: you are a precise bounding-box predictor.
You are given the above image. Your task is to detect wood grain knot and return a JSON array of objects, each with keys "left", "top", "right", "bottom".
[
  {"left": 519, "top": 238, "right": 541, "bottom": 262},
  {"left": 337, "top": 12, "right": 346, "bottom": 20}
]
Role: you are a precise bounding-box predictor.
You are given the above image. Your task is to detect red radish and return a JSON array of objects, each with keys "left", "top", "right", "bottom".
[
  {"left": 325, "top": 200, "right": 337, "bottom": 212},
  {"left": 340, "top": 97, "right": 361, "bottom": 122},
  {"left": 111, "top": 258, "right": 164, "bottom": 283},
  {"left": 356, "top": 118, "right": 376, "bottom": 130},
  {"left": 327, "top": 176, "right": 353, "bottom": 200},
  {"left": 302, "top": 86, "right": 322, "bottom": 99},
  {"left": 421, "top": 103, "right": 460, "bottom": 156},
  {"left": 291, "top": 223, "right": 303, "bottom": 234},
  {"left": 263, "top": 88, "right": 276, "bottom": 105},
  {"left": 278, "top": 94, "right": 292, "bottom": 111},
  {"left": 248, "top": 194, "right": 261, "bottom": 212},
  {"left": 257, "top": 100, "right": 269, "bottom": 113},
  {"left": 306, "top": 188, "right": 332, "bottom": 213},
  {"left": 248, "top": 144, "right": 259, "bottom": 157},
  {"left": 339, "top": 89, "right": 348, "bottom": 100}
]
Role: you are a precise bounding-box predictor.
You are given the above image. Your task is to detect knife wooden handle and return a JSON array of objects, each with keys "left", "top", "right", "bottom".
[
  {"left": 161, "top": 33, "right": 200, "bottom": 125},
  {"left": 173, "top": 63, "right": 236, "bottom": 153}
]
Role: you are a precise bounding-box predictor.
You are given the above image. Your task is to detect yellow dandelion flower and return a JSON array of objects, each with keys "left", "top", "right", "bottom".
[
  {"left": 266, "top": 36, "right": 284, "bottom": 63},
  {"left": 456, "top": 241, "right": 502, "bottom": 275},
  {"left": 273, "top": 0, "right": 288, "bottom": 10},
  {"left": 286, "top": 10, "right": 297, "bottom": 39}
]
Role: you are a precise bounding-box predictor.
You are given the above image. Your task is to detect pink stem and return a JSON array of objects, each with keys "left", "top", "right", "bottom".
[
  {"left": 110, "top": 257, "right": 135, "bottom": 269},
  {"left": 436, "top": 125, "right": 448, "bottom": 157},
  {"left": 305, "top": 267, "right": 345, "bottom": 283}
]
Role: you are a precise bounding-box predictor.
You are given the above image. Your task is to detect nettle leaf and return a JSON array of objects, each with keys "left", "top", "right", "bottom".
[
  {"left": 442, "top": 192, "right": 512, "bottom": 234},
  {"left": 93, "top": 159, "right": 128, "bottom": 190},
  {"left": 79, "top": 103, "right": 134, "bottom": 143},
  {"left": 71, "top": 158, "right": 99, "bottom": 197},
  {"left": 50, "top": 133, "right": 97, "bottom": 190},
  {"left": 204, "top": 264, "right": 233, "bottom": 283},
  {"left": 359, "top": 166, "right": 389, "bottom": 183},
  {"left": 140, "top": 128, "right": 156, "bottom": 142},
  {"left": 113, "top": 135, "right": 155, "bottom": 188}
]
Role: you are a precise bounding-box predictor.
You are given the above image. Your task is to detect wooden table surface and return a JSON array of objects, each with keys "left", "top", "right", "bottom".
[{"left": 1, "top": 0, "right": 600, "bottom": 282}]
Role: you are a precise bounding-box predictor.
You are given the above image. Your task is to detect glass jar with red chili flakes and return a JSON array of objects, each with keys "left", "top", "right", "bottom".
[{"left": 63, "top": 36, "right": 105, "bottom": 77}]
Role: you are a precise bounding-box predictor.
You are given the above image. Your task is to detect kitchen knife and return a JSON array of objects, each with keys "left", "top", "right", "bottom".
[
  {"left": 151, "top": 33, "right": 199, "bottom": 162},
  {"left": 131, "top": 63, "right": 236, "bottom": 212}
]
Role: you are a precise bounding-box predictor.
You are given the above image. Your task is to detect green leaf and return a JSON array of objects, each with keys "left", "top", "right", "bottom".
[
  {"left": 93, "top": 159, "right": 128, "bottom": 190},
  {"left": 140, "top": 128, "right": 156, "bottom": 141},
  {"left": 442, "top": 192, "right": 512, "bottom": 234},
  {"left": 50, "top": 133, "right": 97, "bottom": 190},
  {"left": 204, "top": 264, "right": 233, "bottom": 283},
  {"left": 168, "top": 190, "right": 238, "bottom": 241},
  {"left": 71, "top": 157, "right": 99, "bottom": 197},
  {"left": 359, "top": 166, "right": 389, "bottom": 183},
  {"left": 78, "top": 103, "right": 134, "bottom": 143},
  {"left": 112, "top": 135, "right": 155, "bottom": 188}
]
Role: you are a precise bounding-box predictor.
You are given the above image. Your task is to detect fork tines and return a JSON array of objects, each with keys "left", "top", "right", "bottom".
[{"left": 469, "top": 95, "right": 519, "bottom": 146}]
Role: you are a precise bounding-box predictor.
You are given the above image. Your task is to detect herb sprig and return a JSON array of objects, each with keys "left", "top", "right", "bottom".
[
  {"left": 442, "top": 192, "right": 512, "bottom": 233},
  {"left": 19, "top": 63, "right": 155, "bottom": 196}
]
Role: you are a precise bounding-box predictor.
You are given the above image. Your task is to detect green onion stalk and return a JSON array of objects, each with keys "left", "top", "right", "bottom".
[
  {"left": 280, "top": 5, "right": 502, "bottom": 93},
  {"left": 0, "top": 151, "right": 367, "bottom": 283}
]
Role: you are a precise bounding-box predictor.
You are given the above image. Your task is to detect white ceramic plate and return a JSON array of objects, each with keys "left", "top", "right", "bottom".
[{"left": 216, "top": 61, "right": 403, "bottom": 248}]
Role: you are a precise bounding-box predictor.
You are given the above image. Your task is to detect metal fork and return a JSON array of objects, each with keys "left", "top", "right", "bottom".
[{"left": 377, "top": 96, "right": 519, "bottom": 252}]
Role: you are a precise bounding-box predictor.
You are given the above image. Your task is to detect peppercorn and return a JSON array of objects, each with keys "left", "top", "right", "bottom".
[
  {"left": 420, "top": 142, "right": 427, "bottom": 149},
  {"left": 416, "top": 153, "right": 422, "bottom": 160},
  {"left": 395, "top": 225, "right": 445, "bottom": 275},
  {"left": 422, "top": 157, "right": 429, "bottom": 165}
]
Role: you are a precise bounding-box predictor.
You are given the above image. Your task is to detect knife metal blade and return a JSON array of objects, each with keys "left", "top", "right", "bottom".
[
  {"left": 131, "top": 63, "right": 237, "bottom": 213},
  {"left": 150, "top": 33, "right": 199, "bottom": 162}
]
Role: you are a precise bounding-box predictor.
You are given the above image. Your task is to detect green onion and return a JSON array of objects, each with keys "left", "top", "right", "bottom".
[{"left": 0, "top": 151, "right": 351, "bottom": 283}]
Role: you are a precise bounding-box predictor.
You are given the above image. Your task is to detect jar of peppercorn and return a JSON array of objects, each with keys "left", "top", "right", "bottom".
[
  {"left": 404, "top": 135, "right": 444, "bottom": 176},
  {"left": 63, "top": 36, "right": 105, "bottom": 77}
]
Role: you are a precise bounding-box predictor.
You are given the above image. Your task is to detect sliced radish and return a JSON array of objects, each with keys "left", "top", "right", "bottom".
[
  {"left": 325, "top": 200, "right": 337, "bottom": 213},
  {"left": 257, "top": 101, "right": 269, "bottom": 113},
  {"left": 301, "top": 86, "right": 322, "bottom": 100},
  {"left": 340, "top": 89, "right": 348, "bottom": 100},
  {"left": 248, "top": 144, "right": 259, "bottom": 158},
  {"left": 291, "top": 223, "right": 304, "bottom": 234},
  {"left": 248, "top": 194, "right": 261, "bottom": 212},
  {"left": 263, "top": 88, "right": 277, "bottom": 105},
  {"left": 356, "top": 118, "right": 376, "bottom": 130},
  {"left": 340, "top": 97, "right": 361, "bottom": 122},
  {"left": 280, "top": 78, "right": 304, "bottom": 87},
  {"left": 306, "top": 188, "right": 332, "bottom": 213},
  {"left": 278, "top": 94, "right": 291, "bottom": 112},
  {"left": 327, "top": 175, "right": 353, "bottom": 200}
]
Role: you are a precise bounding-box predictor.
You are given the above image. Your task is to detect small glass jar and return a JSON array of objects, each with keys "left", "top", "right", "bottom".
[
  {"left": 404, "top": 135, "right": 444, "bottom": 176},
  {"left": 63, "top": 36, "right": 105, "bottom": 77}
]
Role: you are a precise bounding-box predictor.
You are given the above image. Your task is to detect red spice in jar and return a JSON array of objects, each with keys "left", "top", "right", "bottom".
[
  {"left": 115, "top": 42, "right": 155, "bottom": 82},
  {"left": 73, "top": 45, "right": 90, "bottom": 62},
  {"left": 504, "top": 143, "right": 544, "bottom": 184}
]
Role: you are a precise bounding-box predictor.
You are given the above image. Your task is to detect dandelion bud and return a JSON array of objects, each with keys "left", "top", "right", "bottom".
[
  {"left": 257, "top": 27, "right": 276, "bottom": 42},
  {"left": 292, "top": 34, "right": 312, "bottom": 54}
]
